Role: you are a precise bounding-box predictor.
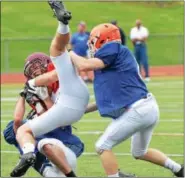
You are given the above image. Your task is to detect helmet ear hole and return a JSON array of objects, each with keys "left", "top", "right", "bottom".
[{"left": 100, "top": 40, "right": 105, "bottom": 44}]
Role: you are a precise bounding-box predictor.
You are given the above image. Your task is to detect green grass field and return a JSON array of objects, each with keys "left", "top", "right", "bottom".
[
  {"left": 1, "top": 77, "right": 184, "bottom": 177},
  {"left": 1, "top": 1, "right": 184, "bottom": 72}
]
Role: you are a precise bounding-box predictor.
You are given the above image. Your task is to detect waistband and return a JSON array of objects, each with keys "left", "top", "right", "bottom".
[{"left": 130, "top": 93, "right": 154, "bottom": 108}]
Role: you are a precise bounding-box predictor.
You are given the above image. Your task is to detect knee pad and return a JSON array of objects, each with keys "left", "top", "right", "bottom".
[
  {"left": 95, "top": 141, "right": 111, "bottom": 155},
  {"left": 132, "top": 149, "right": 147, "bottom": 159},
  {"left": 37, "top": 138, "right": 62, "bottom": 153}
]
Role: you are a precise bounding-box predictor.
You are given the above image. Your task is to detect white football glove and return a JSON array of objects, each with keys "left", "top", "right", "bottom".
[
  {"left": 27, "top": 79, "right": 49, "bottom": 100},
  {"left": 35, "top": 87, "right": 49, "bottom": 100}
]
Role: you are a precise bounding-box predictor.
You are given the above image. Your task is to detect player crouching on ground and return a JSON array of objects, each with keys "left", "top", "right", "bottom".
[
  {"left": 69, "top": 23, "right": 184, "bottom": 177},
  {"left": 4, "top": 52, "right": 84, "bottom": 177}
]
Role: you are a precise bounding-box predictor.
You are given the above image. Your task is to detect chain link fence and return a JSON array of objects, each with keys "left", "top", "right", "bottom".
[{"left": 1, "top": 34, "right": 184, "bottom": 73}]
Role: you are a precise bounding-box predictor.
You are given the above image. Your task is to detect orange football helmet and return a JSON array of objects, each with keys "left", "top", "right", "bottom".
[{"left": 88, "top": 23, "right": 121, "bottom": 56}]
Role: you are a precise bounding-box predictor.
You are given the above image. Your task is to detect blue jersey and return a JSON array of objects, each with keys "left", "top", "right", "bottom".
[
  {"left": 94, "top": 42, "right": 148, "bottom": 119},
  {"left": 3, "top": 121, "right": 84, "bottom": 158},
  {"left": 70, "top": 32, "right": 89, "bottom": 57},
  {"left": 3, "top": 121, "right": 84, "bottom": 176}
]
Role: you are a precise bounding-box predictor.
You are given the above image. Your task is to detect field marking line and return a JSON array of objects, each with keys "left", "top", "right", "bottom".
[
  {"left": 72, "top": 131, "right": 184, "bottom": 137},
  {"left": 1, "top": 94, "right": 184, "bottom": 102},
  {"left": 1, "top": 85, "right": 184, "bottom": 94},
  {"left": 1, "top": 108, "right": 184, "bottom": 115},
  {"left": 1, "top": 80, "right": 183, "bottom": 90},
  {"left": 1, "top": 102, "right": 184, "bottom": 107},
  {"left": 1, "top": 150, "right": 183, "bottom": 157},
  {"left": 1, "top": 131, "right": 183, "bottom": 137},
  {"left": 0, "top": 119, "right": 183, "bottom": 123}
]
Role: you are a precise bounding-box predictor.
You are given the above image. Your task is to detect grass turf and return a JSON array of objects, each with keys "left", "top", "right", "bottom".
[
  {"left": 1, "top": 77, "right": 184, "bottom": 177},
  {"left": 1, "top": 1, "right": 184, "bottom": 72}
]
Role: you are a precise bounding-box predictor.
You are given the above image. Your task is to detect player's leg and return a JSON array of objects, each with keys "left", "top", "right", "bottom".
[
  {"left": 131, "top": 115, "right": 184, "bottom": 177},
  {"left": 48, "top": 0, "right": 71, "bottom": 57},
  {"left": 95, "top": 111, "right": 151, "bottom": 176},
  {"left": 140, "top": 44, "right": 150, "bottom": 80},
  {"left": 38, "top": 138, "right": 77, "bottom": 177},
  {"left": 95, "top": 117, "right": 139, "bottom": 177},
  {"left": 95, "top": 94, "right": 159, "bottom": 177},
  {"left": 134, "top": 45, "right": 141, "bottom": 73}
]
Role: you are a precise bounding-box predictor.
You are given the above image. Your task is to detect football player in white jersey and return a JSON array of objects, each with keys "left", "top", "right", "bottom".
[
  {"left": 11, "top": 1, "right": 89, "bottom": 176},
  {"left": 9, "top": 53, "right": 84, "bottom": 177}
]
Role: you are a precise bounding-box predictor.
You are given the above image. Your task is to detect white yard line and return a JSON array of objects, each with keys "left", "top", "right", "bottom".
[
  {"left": 1, "top": 102, "right": 183, "bottom": 107},
  {"left": 87, "top": 81, "right": 183, "bottom": 88},
  {"left": 1, "top": 79, "right": 183, "bottom": 93},
  {"left": 1, "top": 94, "right": 184, "bottom": 102},
  {"left": 0, "top": 119, "right": 183, "bottom": 123},
  {"left": 1, "top": 131, "right": 183, "bottom": 137},
  {"left": 72, "top": 131, "right": 184, "bottom": 136},
  {"left": 1, "top": 108, "right": 183, "bottom": 115},
  {"left": 1, "top": 150, "right": 183, "bottom": 157},
  {"left": 1, "top": 97, "right": 18, "bottom": 102}
]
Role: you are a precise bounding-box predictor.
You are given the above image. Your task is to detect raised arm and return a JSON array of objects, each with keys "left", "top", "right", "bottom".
[
  {"left": 28, "top": 69, "right": 58, "bottom": 87},
  {"left": 70, "top": 51, "right": 105, "bottom": 71}
]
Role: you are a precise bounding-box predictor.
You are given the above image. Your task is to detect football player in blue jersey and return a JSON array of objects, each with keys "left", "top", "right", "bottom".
[
  {"left": 4, "top": 120, "right": 84, "bottom": 177},
  {"left": 70, "top": 23, "right": 184, "bottom": 177}
]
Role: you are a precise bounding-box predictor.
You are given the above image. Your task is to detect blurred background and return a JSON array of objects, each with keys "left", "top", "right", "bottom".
[{"left": 1, "top": 1, "right": 184, "bottom": 73}]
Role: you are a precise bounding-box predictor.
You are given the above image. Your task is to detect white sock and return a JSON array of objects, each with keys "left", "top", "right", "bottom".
[
  {"left": 57, "top": 22, "right": 70, "bottom": 34},
  {"left": 164, "top": 158, "right": 181, "bottom": 173},
  {"left": 22, "top": 143, "right": 35, "bottom": 154},
  {"left": 108, "top": 172, "right": 119, "bottom": 177}
]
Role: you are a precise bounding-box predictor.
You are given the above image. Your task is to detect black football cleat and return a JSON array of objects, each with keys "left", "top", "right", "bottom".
[
  {"left": 10, "top": 152, "right": 36, "bottom": 177},
  {"left": 174, "top": 165, "right": 184, "bottom": 177},
  {"left": 119, "top": 169, "right": 137, "bottom": 177},
  {"left": 48, "top": 0, "right": 72, "bottom": 25}
]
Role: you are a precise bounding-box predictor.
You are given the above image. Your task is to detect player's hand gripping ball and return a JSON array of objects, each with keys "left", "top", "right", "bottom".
[
  {"left": 20, "top": 84, "right": 48, "bottom": 112},
  {"left": 26, "top": 81, "right": 49, "bottom": 100}
]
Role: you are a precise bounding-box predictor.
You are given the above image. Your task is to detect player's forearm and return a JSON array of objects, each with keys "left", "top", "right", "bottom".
[
  {"left": 43, "top": 97, "right": 54, "bottom": 110},
  {"left": 14, "top": 97, "right": 25, "bottom": 133},
  {"left": 133, "top": 37, "right": 147, "bottom": 43},
  {"left": 70, "top": 51, "right": 90, "bottom": 71},
  {"left": 30, "top": 70, "right": 58, "bottom": 87},
  {"left": 85, "top": 102, "right": 98, "bottom": 114},
  {"left": 70, "top": 51, "right": 105, "bottom": 71},
  {"left": 14, "top": 97, "right": 25, "bottom": 122}
]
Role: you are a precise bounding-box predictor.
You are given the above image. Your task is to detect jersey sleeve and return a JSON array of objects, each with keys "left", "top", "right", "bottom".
[{"left": 94, "top": 43, "right": 119, "bottom": 66}]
